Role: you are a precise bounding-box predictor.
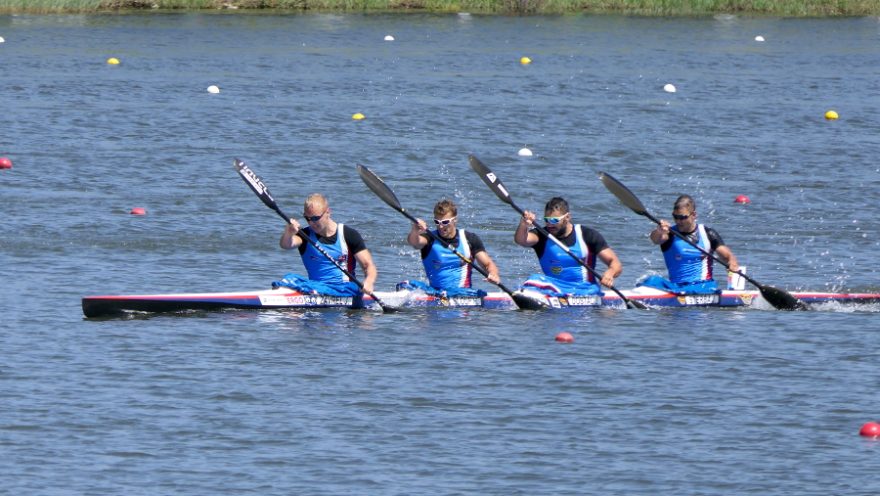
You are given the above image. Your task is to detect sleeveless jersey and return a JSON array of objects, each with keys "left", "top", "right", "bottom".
[
  {"left": 422, "top": 229, "right": 472, "bottom": 289},
  {"left": 663, "top": 223, "right": 713, "bottom": 283},
  {"left": 538, "top": 224, "right": 595, "bottom": 283},
  {"left": 300, "top": 224, "right": 357, "bottom": 284}
]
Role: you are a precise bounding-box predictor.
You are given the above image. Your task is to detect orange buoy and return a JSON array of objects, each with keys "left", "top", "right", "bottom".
[
  {"left": 130, "top": 207, "right": 146, "bottom": 216},
  {"left": 0, "top": 157, "right": 12, "bottom": 169},
  {"left": 555, "top": 332, "right": 574, "bottom": 343},
  {"left": 859, "top": 421, "right": 880, "bottom": 438},
  {"left": 734, "top": 194, "right": 751, "bottom": 204}
]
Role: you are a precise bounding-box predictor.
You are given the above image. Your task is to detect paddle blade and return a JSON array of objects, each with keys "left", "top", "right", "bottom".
[
  {"left": 598, "top": 171, "right": 648, "bottom": 216},
  {"left": 357, "top": 164, "right": 403, "bottom": 211},
  {"left": 759, "top": 285, "right": 808, "bottom": 311},
  {"left": 511, "top": 292, "right": 549, "bottom": 311},
  {"left": 234, "top": 158, "right": 277, "bottom": 209},
  {"left": 469, "top": 154, "right": 514, "bottom": 206}
]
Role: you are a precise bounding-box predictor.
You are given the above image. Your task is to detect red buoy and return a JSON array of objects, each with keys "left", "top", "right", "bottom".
[
  {"left": 130, "top": 207, "right": 146, "bottom": 216},
  {"left": 734, "top": 195, "right": 750, "bottom": 204},
  {"left": 859, "top": 421, "right": 880, "bottom": 438},
  {"left": 0, "top": 157, "right": 12, "bottom": 169},
  {"left": 555, "top": 332, "right": 574, "bottom": 343}
]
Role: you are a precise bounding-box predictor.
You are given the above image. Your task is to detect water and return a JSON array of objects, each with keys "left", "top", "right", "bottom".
[{"left": 2, "top": 13, "right": 879, "bottom": 495}]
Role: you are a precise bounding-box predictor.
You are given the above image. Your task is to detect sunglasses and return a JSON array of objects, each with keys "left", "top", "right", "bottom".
[
  {"left": 434, "top": 217, "right": 456, "bottom": 226},
  {"left": 303, "top": 211, "right": 326, "bottom": 223},
  {"left": 672, "top": 213, "right": 692, "bottom": 220},
  {"left": 543, "top": 215, "right": 567, "bottom": 225}
]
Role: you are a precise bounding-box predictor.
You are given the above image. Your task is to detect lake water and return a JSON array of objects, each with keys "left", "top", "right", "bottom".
[{"left": 2, "top": 12, "right": 879, "bottom": 495}]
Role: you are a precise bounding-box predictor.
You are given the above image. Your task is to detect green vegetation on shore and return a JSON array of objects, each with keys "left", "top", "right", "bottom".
[{"left": 1, "top": 0, "right": 878, "bottom": 16}]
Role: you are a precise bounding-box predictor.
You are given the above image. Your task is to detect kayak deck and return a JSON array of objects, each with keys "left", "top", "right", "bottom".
[{"left": 81, "top": 286, "right": 880, "bottom": 318}]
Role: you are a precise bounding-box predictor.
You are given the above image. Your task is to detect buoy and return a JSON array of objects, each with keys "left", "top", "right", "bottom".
[
  {"left": 825, "top": 110, "right": 839, "bottom": 120},
  {"left": 352, "top": 113, "right": 365, "bottom": 120},
  {"left": 107, "top": 57, "right": 120, "bottom": 65},
  {"left": 0, "top": 157, "right": 12, "bottom": 170},
  {"left": 734, "top": 194, "right": 751, "bottom": 204},
  {"left": 859, "top": 421, "right": 880, "bottom": 438},
  {"left": 555, "top": 332, "right": 574, "bottom": 343},
  {"left": 520, "top": 56, "right": 532, "bottom": 65},
  {"left": 130, "top": 207, "right": 146, "bottom": 216},
  {"left": 0, "top": 36, "right": 5, "bottom": 43},
  {"left": 663, "top": 83, "right": 676, "bottom": 93},
  {"left": 518, "top": 147, "right": 533, "bottom": 157},
  {"left": 207, "top": 85, "right": 220, "bottom": 94},
  {"left": 754, "top": 35, "right": 765, "bottom": 42},
  {"left": 384, "top": 35, "right": 394, "bottom": 41}
]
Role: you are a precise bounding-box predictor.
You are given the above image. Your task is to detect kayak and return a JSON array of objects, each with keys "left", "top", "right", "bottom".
[{"left": 81, "top": 286, "right": 880, "bottom": 318}]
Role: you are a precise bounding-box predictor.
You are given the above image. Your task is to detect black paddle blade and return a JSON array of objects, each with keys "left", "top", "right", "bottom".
[
  {"left": 759, "top": 285, "right": 809, "bottom": 311},
  {"left": 510, "top": 292, "right": 549, "bottom": 311},
  {"left": 234, "top": 158, "right": 277, "bottom": 209},
  {"left": 627, "top": 298, "right": 649, "bottom": 310},
  {"left": 469, "top": 155, "right": 515, "bottom": 206},
  {"left": 357, "top": 164, "right": 403, "bottom": 211},
  {"left": 598, "top": 171, "right": 648, "bottom": 216}
]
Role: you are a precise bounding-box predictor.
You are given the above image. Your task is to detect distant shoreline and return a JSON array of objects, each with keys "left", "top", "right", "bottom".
[{"left": 2, "top": 0, "right": 879, "bottom": 17}]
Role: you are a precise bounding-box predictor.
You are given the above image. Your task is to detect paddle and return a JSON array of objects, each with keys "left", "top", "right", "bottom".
[
  {"left": 234, "top": 158, "right": 397, "bottom": 313},
  {"left": 357, "top": 164, "right": 548, "bottom": 311},
  {"left": 468, "top": 155, "right": 647, "bottom": 310},
  {"left": 597, "top": 171, "right": 807, "bottom": 311}
]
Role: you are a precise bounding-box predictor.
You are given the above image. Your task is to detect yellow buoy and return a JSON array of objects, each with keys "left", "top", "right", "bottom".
[
  {"left": 824, "top": 110, "right": 839, "bottom": 120},
  {"left": 107, "top": 57, "right": 120, "bottom": 65},
  {"left": 352, "top": 113, "right": 365, "bottom": 121},
  {"left": 520, "top": 56, "right": 532, "bottom": 65}
]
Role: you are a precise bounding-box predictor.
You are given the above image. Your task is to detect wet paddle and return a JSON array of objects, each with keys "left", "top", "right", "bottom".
[
  {"left": 234, "top": 158, "right": 397, "bottom": 313},
  {"left": 598, "top": 171, "right": 807, "bottom": 311},
  {"left": 357, "top": 164, "right": 548, "bottom": 311},
  {"left": 468, "top": 155, "right": 647, "bottom": 310}
]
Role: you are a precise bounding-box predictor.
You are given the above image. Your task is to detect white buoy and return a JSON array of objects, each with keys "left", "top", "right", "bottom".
[
  {"left": 518, "top": 148, "right": 533, "bottom": 157},
  {"left": 384, "top": 35, "right": 394, "bottom": 41},
  {"left": 663, "top": 83, "right": 677, "bottom": 93},
  {"left": 207, "top": 85, "right": 220, "bottom": 94},
  {"left": 755, "top": 35, "right": 765, "bottom": 42},
  {"left": 0, "top": 37, "right": 5, "bottom": 43}
]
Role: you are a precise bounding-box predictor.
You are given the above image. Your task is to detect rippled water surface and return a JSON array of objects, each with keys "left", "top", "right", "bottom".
[{"left": 2, "top": 13, "right": 879, "bottom": 495}]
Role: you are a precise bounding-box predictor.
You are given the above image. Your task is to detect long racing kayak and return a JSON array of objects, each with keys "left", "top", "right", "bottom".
[{"left": 81, "top": 286, "right": 880, "bottom": 318}]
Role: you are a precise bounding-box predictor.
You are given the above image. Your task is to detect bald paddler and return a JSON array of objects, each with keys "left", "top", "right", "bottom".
[{"left": 276, "top": 193, "right": 378, "bottom": 296}]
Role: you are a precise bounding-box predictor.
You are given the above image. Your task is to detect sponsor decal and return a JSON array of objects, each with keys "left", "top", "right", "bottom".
[
  {"left": 739, "top": 293, "right": 755, "bottom": 305},
  {"left": 678, "top": 294, "right": 720, "bottom": 306},
  {"left": 547, "top": 297, "right": 562, "bottom": 308},
  {"left": 438, "top": 296, "right": 482, "bottom": 307},
  {"left": 259, "top": 294, "right": 352, "bottom": 306},
  {"left": 564, "top": 295, "right": 602, "bottom": 306}
]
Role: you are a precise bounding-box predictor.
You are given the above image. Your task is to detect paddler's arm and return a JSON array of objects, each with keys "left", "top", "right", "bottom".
[
  {"left": 514, "top": 210, "right": 540, "bottom": 247},
  {"left": 596, "top": 247, "right": 623, "bottom": 288},
  {"left": 354, "top": 249, "right": 377, "bottom": 294},
  {"left": 280, "top": 219, "right": 304, "bottom": 249},
  {"left": 650, "top": 219, "right": 671, "bottom": 244},
  {"left": 715, "top": 245, "right": 739, "bottom": 273},
  {"left": 407, "top": 218, "right": 429, "bottom": 249},
  {"left": 474, "top": 251, "right": 501, "bottom": 284}
]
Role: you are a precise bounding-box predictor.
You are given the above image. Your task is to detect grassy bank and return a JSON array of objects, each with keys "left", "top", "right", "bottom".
[{"left": 1, "top": 0, "right": 878, "bottom": 16}]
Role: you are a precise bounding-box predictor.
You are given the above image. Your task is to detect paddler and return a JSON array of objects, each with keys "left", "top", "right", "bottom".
[
  {"left": 641, "top": 194, "right": 739, "bottom": 294},
  {"left": 400, "top": 199, "right": 501, "bottom": 297},
  {"left": 274, "top": 193, "right": 378, "bottom": 296},
  {"left": 515, "top": 197, "right": 623, "bottom": 297}
]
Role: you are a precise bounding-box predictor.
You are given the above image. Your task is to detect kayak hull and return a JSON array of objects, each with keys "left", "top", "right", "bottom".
[{"left": 81, "top": 287, "right": 880, "bottom": 318}]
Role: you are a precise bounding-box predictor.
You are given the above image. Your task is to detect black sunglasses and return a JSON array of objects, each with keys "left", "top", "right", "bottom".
[
  {"left": 303, "top": 211, "right": 326, "bottom": 223},
  {"left": 672, "top": 213, "right": 692, "bottom": 220}
]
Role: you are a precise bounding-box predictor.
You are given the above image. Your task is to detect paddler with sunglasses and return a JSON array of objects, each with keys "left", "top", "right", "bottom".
[
  {"left": 515, "top": 197, "right": 623, "bottom": 298},
  {"left": 399, "top": 199, "right": 501, "bottom": 298},
  {"left": 273, "top": 193, "right": 378, "bottom": 298},
  {"left": 640, "top": 194, "right": 739, "bottom": 294}
]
